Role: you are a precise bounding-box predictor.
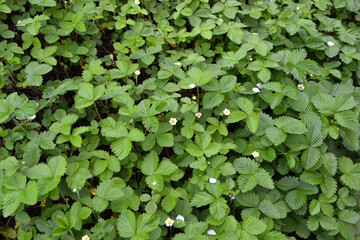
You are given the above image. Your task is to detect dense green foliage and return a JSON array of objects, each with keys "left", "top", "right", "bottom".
[{"left": 0, "top": 0, "right": 360, "bottom": 239}]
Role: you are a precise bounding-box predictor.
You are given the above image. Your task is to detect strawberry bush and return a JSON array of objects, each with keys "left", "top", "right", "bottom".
[{"left": 0, "top": 0, "right": 360, "bottom": 239}]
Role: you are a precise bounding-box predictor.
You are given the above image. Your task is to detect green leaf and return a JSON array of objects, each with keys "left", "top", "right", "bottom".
[
  {"left": 203, "top": 92, "right": 224, "bottom": 109},
  {"left": 265, "top": 127, "right": 287, "bottom": 146},
  {"left": 339, "top": 157, "right": 360, "bottom": 190},
  {"left": 117, "top": 210, "right": 136, "bottom": 238},
  {"left": 24, "top": 61, "right": 52, "bottom": 87},
  {"left": 191, "top": 192, "right": 214, "bottom": 207},
  {"left": 184, "top": 222, "right": 208, "bottom": 238},
  {"left": 301, "top": 147, "right": 321, "bottom": 169},
  {"left": 246, "top": 112, "right": 259, "bottom": 133},
  {"left": 258, "top": 200, "right": 281, "bottom": 218},
  {"left": 155, "top": 160, "right": 177, "bottom": 175},
  {"left": 274, "top": 116, "right": 307, "bottom": 134},
  {"left": 242, "top": 216, "right": 267, "bottom": 235},
  {"left": 25, "top": 156, "right": 66, "bottom": 195},
  {"left": 209, "top": 198, "right": 228, "bottom": 220}
]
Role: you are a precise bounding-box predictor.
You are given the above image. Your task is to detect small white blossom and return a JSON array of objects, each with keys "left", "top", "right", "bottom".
[
  {"left": 252, "top": 151, "right": 259, "bottom": 158},
  {"left": 337, "top": 61, "right": 341, "bottom": 65},
  {"left": 82, "top": 235, "right": 90, "bottom": 240},
  {"left": 250, "top": 57, "right": 253, "bottom": 61},
  {"left": 21, "top": 161, "right": 26, "bottom": 164},
  {"left": 220, "top": 0, "right": 225, "bottom": 2},
  {"left": 327, "top": 41, "right": 334, "bottom": 46},
  {"left": 227, "top": 65, "right": 233, "bottom": 68},
  {"left": 192, "top": 96, "right": 196, "bottom": 100},
  {"left": 134, "top": 0, "right": 140, "bottom": 5},
  {"left": 189, "top": 83, "right": 196, "bottom": 89},
  {"left": 169, "top": 118, "right": 177, "bottom": 125},
  {"left": 223, "top": 109, "right": 230, "bottom": 115},
  {"left": 135, "top": 70, "right": 140, "bottom": 75},
  {"left": 195, "top": 112, "right": 202, "bottom": 118},
  {"left": 165, "top": 218, "right": 174, "bottom": 227},
  {"left": 17, "top": 20, "right": 25, "bottom": 26},
  {"left": 297, "top": 84, "right": 305, "bottom": 91},
  {"left": 176, "top": 215, "right": 185, "bottom": 222},
  {"left": 296, "top": 6, "right": 300, "bottom": 10},
  {"left": 209, "top": 177, "right": 217, "bottom": 183},
  {"left": 252, "top": 32, "right": 258, "bottom": 35},
  {"left": 285, "top": 72, "right": 289, "bottom": 74},
  {"left": 28, "top": 114, "right": 36, "bottom": 120},
  {"left": 72, "top": 188, "right": 77, "bottom": 192},
  {"left": 229, "top": 194, "right": 235, "bottom": 200},
  {"left": 174, "top": 62, "right": 181, "bottom": 67},
  {"left": 207, "top": 229, "right": 217, "bottom": 235},
  {"left": 152, "top": 181, "right": 157, "bottom": 186},
  {"left": 256, "top": 83, "right": 263, "bottom": 89},
  {"left": 310, "top": 73, "right": 313, "bottom": 77},
  {"left": 252, "top": 87, "right": 260, "bottom": 93}
]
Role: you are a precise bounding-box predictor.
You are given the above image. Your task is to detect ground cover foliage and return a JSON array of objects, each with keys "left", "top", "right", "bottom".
[{"left": 0, "top": 0, "right": 360, "bottom": 239}]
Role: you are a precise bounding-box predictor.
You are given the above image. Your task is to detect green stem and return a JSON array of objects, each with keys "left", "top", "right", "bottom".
[
  {"left": 58, "top": 187, "right": 68, "bottom": 205},
  {"left": 196, "top": 86, "right": 200, "bottom": 104},
  {"left": 69, "top": 230, "right": 74, "bottom": 237},
  {"left": 11, "top": 115, "right": 26, "bottom": 132},
  {"left": 94, "top": 102, "right": 102, "bottom": 120}
]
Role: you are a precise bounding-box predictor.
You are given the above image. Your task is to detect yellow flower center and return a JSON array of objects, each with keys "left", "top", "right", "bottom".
[
  {"left": 167, "top": 220, "right": 172, "bottom": 224},
  {"left": 84, "top": 237, "right": 89, "bottom": 240}
]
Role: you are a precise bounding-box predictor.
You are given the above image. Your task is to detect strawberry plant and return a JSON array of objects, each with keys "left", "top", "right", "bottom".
[{"left": 0, "top": 0, "right": 360, "bottom": 239}]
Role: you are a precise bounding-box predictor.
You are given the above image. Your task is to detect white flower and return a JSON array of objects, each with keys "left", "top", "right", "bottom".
[
  {"left": 229, "top": 194, "right": 235, "bottom": 200},
  {"left": 223, "top": 108, "right": 230, "bottom": 115},
  {"left": 227, "top": 65, "right": 233, "bottom": 68},
  {"left": 209, "top": 177, "right": 217, "bottom": 183},
  {"left": 220, "top": 0, "right": 225, "bottom": 2},
  {"left": 82, "top": 235, "right": 90, "bottom": 240},
  {"left": 169, "top": 118, "right": 177, "bottom": 125},
  {"left": 152, "top": 181, "right": 157, "bottom": 186},
  {"left": 135, "top": 70, "right": 140, "bottom": 76},
  {"left": 176, "top": 215, "right": 185, "bottom": 222},
  {"left": 285, "top": 72, "right": 289, "bottom": 74},
  {"left": 189, "top": 83, "right": 196, "bottom": 89},
  {"left": 252, "top": 151, "right": 259, "bottom": 158},
  {"left": 252, "top": 32, "right": 258, "bottom": 35},
  {"left": 192, "top": 96, "right": 196, "bottom": 100},
  {"left": 195, "top": 112, "right": 202, "bottom": 118},
  {"left": 327, "top": 41, "right": 334, "bottom": 46},
  {"left": 249, "top": 57, "right": 253, "bottom": 61},
  {"left": 297, "top": 84, "right": 305, "bottom": 91},
  {"left": 165, "top": 218, "right": 174, "bottom": 227},
  {"left": 252, "top": 87, "right": 260, "bottom": 93},
  {"left": 310, "top": 73, "right": 313, "bottom": 77},
  {"left": 21, "top": 161, "right": 26, "bottom": 164},
  {"left": 72, "top": 188, "right": 77, "bottom": 192},
  {"left": 134, "top": 0, "right": 140, "bottom": 5},
  {"left": 174, "top": 62, "right": 181, "bottom": 67},
  {"left": 256, "top": 83, "right": 263, "bottom": 89},
  {"left": 337, "top": 61, "right": 341, "bottom": 65},
  {"left": 17, "top": 20, "right": 25, "bottom": 26},
  {"left": 28, "top": 114, "right": 36, "bottom": 120},
  {"left": 296, "top": 6, "right": 300, "bottom": 10},
  {"left": 207, "top": 229, "right": 217, "bottom": 235}
]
